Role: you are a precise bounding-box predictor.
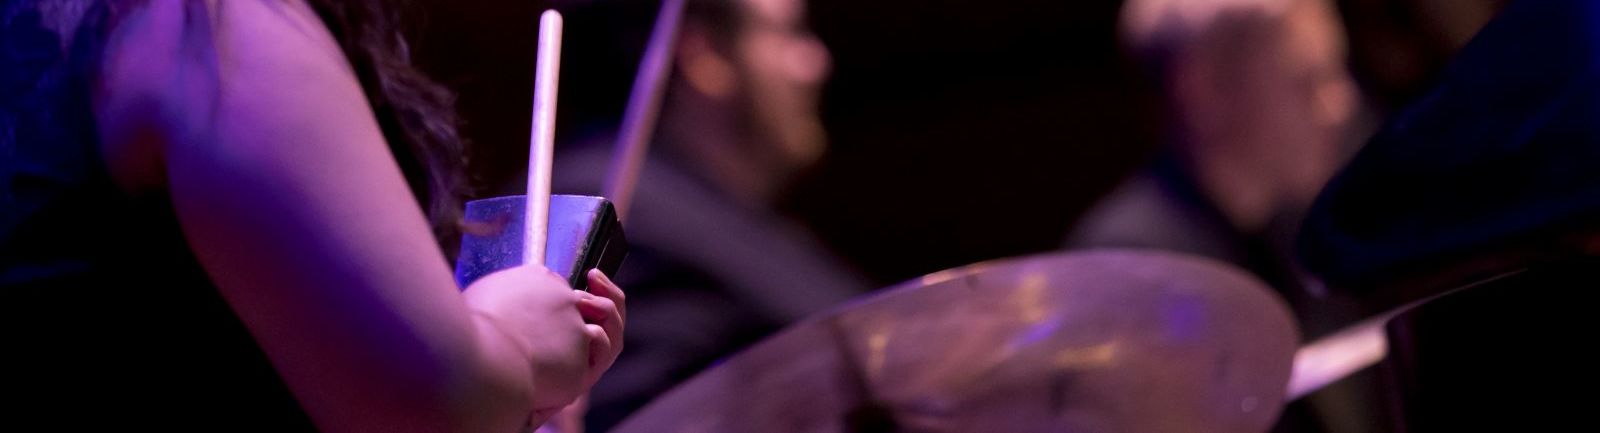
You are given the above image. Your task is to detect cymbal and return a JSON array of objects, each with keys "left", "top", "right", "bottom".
[{"left": 611, "top": 250, "right": 1299, "bottom": 433}]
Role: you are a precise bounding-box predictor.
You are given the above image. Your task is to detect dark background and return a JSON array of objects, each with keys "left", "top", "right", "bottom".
[{"left": 413, "top": 0, "right": 1499, "bottom": 285}]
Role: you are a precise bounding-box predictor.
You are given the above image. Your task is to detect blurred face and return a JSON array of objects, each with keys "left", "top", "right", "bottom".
[
  {"left": 730, "top": 0, "right": 833, "bottom": 171},
  {"left": 1270, "top": 0, "right": 1357, "bottom": 207},
  {"left": 1190, "top": 0, "right": 1356, "bottom": 210}
]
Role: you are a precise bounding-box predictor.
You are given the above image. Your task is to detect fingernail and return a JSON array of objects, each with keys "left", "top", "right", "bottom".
[{"left": 590, "top": 269, "right": 613, "bottom": 286}]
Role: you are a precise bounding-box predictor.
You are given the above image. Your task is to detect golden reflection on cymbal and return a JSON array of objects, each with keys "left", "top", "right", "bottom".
[{"left": 614, "top": 250, "right": 1298, "bottom": 433}]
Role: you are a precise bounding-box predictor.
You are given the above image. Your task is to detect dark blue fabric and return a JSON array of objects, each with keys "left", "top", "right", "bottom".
[
  {"left": 2, "top": 3, "right": 100, "bottom": 261},
  {"left": 1298, "top": 0, "right": 1600, "bottom": 289},
  {"left": 1, "top": 2, "right": 314, "bottom": 429}
]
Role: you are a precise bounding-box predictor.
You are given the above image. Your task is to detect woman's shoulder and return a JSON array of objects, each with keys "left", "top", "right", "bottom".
[{"left": 94, "top": 0, "right": 362, "bottom": 188}]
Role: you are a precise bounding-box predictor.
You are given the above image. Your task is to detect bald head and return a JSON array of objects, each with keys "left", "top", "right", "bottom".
[
  {"left": 1122, "top": 0, "right": 1292, "bottom": 56},
  {"left": 1121, "top": 0, "right": 1346, "bottom": 67}
]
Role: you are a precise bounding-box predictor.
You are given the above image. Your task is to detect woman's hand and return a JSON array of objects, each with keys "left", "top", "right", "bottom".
[
  {"left": 532, "top": 270, "right": 628, "bottom": 430},
  {"left": 578, "top": 269, "right": 626, "bottom": 387},
  {"left": 463, "top": 266, "right": 590, "bottom": 418},
  {"left": 464, "top": 267, "right": 626, "bottom": 428}
]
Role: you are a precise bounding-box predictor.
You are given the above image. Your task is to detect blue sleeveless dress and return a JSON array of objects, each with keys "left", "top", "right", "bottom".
[{"left": 2, "top": 2, "right": 315, "bottom": 429}]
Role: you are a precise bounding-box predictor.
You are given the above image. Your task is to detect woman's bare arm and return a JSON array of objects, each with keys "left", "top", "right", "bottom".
[{"left": 94, "top": 1, "right": 603, "bottom": 431}]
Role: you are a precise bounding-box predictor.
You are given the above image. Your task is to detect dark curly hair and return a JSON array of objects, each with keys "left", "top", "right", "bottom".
[{"left": 304, "top": 0, "right": 470, "bottom": 251}]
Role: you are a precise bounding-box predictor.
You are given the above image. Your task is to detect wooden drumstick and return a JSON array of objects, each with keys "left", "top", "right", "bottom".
[
  {"left": 525, "top": 10, "right": 564, "bottom": 266},
  {"left": 604, "top": 0, "right": 688, "bottom": 220},
  {"left": 1287, "top": 318, "right": 1389, "bottom": 400},
  {"left": 1285, "top": 270, "right": 1519, "bottom": 399}
]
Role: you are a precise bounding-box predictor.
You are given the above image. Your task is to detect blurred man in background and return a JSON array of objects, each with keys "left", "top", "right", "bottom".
[
  {"left": 550, "top": 0, "right": 869, "bottom": 429},
  {"left": 1066, "top": 0, "right": 1385, "bottom": 431}
]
